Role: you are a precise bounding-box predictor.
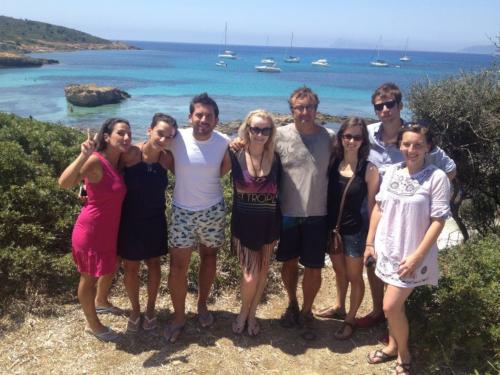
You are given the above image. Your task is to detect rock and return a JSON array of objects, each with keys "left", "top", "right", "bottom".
[
  {"left": 0, "top": 52, "right": 58, "bottom": 68},
  {"left": 64, "top": 84, "right": 131, "bottom": 107}
]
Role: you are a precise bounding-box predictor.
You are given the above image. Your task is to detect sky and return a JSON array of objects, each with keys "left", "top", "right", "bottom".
[{"left": 1, "top": 0, "right": 499, "bottom": 52}]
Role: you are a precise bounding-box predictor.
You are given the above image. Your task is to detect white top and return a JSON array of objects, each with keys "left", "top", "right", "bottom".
[
  {"left": 374, "top": 163, "right": 451, "bottom": 288},
  {"left": 170, "top": 128, "right": 230, "bottom": 211},
  {"left": 275, "top": 124, "right": 332, "bottom": 217}
]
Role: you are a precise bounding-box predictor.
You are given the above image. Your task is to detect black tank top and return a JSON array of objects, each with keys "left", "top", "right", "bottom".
[{"left": 327, "top": 159, "right": 368, "bottom": 234}]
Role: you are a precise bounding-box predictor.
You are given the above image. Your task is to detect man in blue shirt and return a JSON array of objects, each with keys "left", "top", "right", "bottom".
[{"left": 357, "top": 82, "right": 456, "bottom": 330}]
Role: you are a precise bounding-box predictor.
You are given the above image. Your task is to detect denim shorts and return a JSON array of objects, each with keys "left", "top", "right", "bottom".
[{"left": 341, "top": 231, "right": 366, "bottom": 257}]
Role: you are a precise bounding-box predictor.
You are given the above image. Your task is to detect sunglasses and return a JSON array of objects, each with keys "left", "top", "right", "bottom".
[
  {"left": 342, "top": 134, "right": 363, "bottom": 142},
  {"left": 373, "top": 99, "right": 398, "bottom": 112},
  {"left": 248, "top": 126, "right": 273, "bottom": 136}
]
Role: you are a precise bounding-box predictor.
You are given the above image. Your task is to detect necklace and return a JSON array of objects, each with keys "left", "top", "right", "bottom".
[{"left": 248, "top": 150, "right": 265, "bottom": 179}]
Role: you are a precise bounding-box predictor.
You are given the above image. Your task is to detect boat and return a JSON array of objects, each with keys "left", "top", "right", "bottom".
[
  {"left": 215, "top": 60, "right": 227, "bottom": 67},
  {"left": 311, "top": 59, "right": 330, "bottom": 67},
  {"left": 400, "top": 38, "right": 411, "bottom": 62},
  {"left": 255, "top": 64, "right": 282, "bottom": 73},
  {"left": 284, "top": 33, "right": 300, "bottom": 63},
  {"left": 217, "top": 22, "right": 237, "bottom": 59},
  {"left": 260, "top": 57, "right": 276, "bottom": 65},
  {"left": 370, "top": 37, "right": 389, "bottom": 67}
]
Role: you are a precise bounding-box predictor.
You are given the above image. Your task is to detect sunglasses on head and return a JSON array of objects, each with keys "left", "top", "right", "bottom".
[
  {"left": 342, "top": 134, "right": 363, "bottom": 142},
  {"left": 373, "top": 99, "right": 398, "bottom": 111},
  {"left": 248, "top": 126, "right": 272, "bottom": 136}
]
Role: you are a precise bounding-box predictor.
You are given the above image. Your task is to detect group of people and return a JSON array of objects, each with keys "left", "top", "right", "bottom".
[{"left": 59, "top": 83, "right": 456, "bottom": 375}]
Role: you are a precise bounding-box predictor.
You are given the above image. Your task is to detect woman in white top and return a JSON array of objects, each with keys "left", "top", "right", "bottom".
[{"left": 364, "top": 124, "right": 451, "bottom": 375}]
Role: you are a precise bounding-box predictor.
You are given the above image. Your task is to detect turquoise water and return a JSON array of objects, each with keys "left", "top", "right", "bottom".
[{"left": 0, "top": 41, "right": 495, "bottom": 135}]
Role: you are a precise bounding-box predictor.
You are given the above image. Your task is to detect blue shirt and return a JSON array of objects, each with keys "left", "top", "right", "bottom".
[{"left": 367, "top": 121, "right": 456, "bottom": 177}]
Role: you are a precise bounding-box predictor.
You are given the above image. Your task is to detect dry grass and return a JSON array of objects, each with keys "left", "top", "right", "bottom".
[{"left": 0, "top": 267, "right": 408, "bottom": 375}]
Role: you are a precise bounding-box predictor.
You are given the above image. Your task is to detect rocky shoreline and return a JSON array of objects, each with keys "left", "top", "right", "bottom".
[{"left": 0, "top": 52, "right": 59, "bottom": 68}]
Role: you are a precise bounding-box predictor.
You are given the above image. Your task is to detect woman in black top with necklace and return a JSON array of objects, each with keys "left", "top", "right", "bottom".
[
  {"left": 118, "top": 113, "right": 176, "bottom": 333},
  {"left": 316, "top": 117, "right": 379, "bottom": 340}
]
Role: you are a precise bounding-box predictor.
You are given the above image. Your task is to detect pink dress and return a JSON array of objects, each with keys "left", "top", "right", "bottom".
[{"left": 71, "top": 152, "right": 126, "bottom": 277}]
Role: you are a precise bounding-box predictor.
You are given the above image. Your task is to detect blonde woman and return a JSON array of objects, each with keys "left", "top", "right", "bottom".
[{"left": 230, "top": 109, "right": 281, "bottom": 336}]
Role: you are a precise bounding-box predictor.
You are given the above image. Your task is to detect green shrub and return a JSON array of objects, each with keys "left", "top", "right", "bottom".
[{"left": 407, "top": 233, "right": 500, "bottom": 374}]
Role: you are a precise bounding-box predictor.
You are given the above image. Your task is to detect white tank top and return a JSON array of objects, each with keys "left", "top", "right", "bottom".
[{"left": 171, "top": 128, "right": 229, "bottom": 211}]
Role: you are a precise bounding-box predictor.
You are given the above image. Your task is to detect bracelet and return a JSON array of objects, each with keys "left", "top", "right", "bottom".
[{"left": 365, "top": 243, "right": 374, "bottom": 247}]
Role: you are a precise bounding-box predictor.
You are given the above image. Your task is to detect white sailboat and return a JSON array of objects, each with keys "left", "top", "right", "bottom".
[
  {"left": 284, "top": 33, "right": 300, "bottom": 63},
  {"left": 218, "top": 22, "right": 237, "bottom": 59},
  {"left": 400, "top": 38, "right": 411, "bottom": 62},
  {"left": 260, "top": 37, "right": 276, "bottom": 65},
  {"left": 255, "top": 64, "right": 282, "bottom": 73},
  {"left": 370, "top": 37, "right": 389, "bottom": 67}
]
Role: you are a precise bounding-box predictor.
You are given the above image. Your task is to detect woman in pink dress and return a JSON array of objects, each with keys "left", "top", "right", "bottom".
[
  {"left": 59, "top": 118, "right": 131, "bottom": 341},
  {"left": 364, "top": 124, "right": 450, "bottom": 375}
]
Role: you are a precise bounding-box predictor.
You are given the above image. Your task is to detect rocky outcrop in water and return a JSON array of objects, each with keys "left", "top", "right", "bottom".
[
  {"left": 64, "top": 84, "right": 131, "bottom": 107},
  {"left": 0, "top": 52, "right": 58, "bottom": 68}
]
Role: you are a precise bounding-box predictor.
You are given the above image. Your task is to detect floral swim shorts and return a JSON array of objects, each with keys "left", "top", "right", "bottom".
[{"left": 169, "top": 201, "right": 226, "bottom": 249}]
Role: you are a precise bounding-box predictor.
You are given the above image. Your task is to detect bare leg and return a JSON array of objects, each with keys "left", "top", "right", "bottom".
[
  {"left": 78, "top": 273, "right": 105, "bottom": 332},
  {"left": 123, "top": 260, "right": 141, "bottom": 320},
  {"left": 168, "top": 248, "right": 192, "bottom": 326},
  {"left": 281, "top": 258, "right": 299, "bottom": 305},
  {"left": 235, "top": 265, "right": 258, "bottom": 329},
  {"left": 247, "top": 246, "right": 273, "bottom": 333},
  {"left": 302, "top": 267, "right": 322, "bottom": 313},
  {"left": 367, "top": 266, "right": 385, "bottom": 317},
  {"left": 344, "top": 256, "right": 365, "bottom": 322},
  {"left": 197, "top": 244, "right": 218, "bottom": 315},
  {"left": 144, "top": 257, "right": 161, "bottom": 318},
  {"left": 383, "top": 285, "right": 414, "bottom": 365},
  {"left": 330, "top": 253, "right": 348, "bottom": 313},
  {"left": 95, "top": 273, "right": 114, "bottom": 308}
]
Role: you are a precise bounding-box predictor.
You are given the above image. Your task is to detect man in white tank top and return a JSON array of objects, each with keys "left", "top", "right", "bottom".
[{"left": 165, "top": 93, "right": 230, "bottom": 343}]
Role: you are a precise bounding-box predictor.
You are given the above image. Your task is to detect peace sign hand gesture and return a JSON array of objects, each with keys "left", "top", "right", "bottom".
[{"left": 81, "top": 129, "right": 96, "bottom": 157}]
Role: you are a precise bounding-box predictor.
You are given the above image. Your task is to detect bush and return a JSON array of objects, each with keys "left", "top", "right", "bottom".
[
  {"left": 408, "top": 69, "right": 500, "bottom": 237},
  {"left": 0, "top": 113, "right": 83, "bottom": 309},
  {"left": 407, "top": 233, "right": 500, "bottom": 374}
]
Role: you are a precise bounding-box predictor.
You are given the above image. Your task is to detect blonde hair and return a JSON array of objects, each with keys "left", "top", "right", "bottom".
[{"left": 238, "top": 109, "right": 276, "bottom": 158}]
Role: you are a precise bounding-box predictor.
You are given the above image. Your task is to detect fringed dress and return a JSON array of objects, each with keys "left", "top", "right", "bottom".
[{"left": 230, "top": 149, "right": 281, "bottom": 273}]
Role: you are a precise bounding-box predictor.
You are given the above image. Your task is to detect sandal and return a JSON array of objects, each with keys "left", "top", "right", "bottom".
[
  {"left": 84, "top": 326, "right": 119, "bottom": 342},
  {"left": 247, "top": 318, "right": 260, "bottom": 337},
  {"left": 334, "top": 320, "right": 356, "bottom": 340},
  {"left": 366, "top": 349, "right": 398, "bottom": 364},
  {"left": 95, "top": 304, "right": 124, "bottom": 316},
  {"left": 394, "top": 362, "right": 411, "bottom": 375},
  {"left": 232, "top": 318, "right": 246, "bottom": 335},
  {"left": 164, "top": 322, "right": 185, "bottom": 343},
  {"left": 314, "top": 306, "right": 346, "bottom": 320},
  {"left": 198, "top": 311, "right": 215, "bottom": 328},
  {"left": 297, "top": 311, "right": 317, "bottom": 341},
  {"left": 126, "top": 315, "right": 141, "bottom": 333},
  {"left": 279, "top": 301, "right": 300, "bottom": 328},
  {"left": 142, "top": 315, "right": 157, "bottom": 331}
]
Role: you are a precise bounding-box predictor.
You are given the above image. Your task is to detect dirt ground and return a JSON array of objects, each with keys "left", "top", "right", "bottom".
[{"left": 0, "top": 268, "right": 412, "bottom": 375}]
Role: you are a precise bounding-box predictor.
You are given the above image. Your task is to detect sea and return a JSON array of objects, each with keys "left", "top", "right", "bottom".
[{"left": 0, "top": 41, "right": 496, "bottom": 137}]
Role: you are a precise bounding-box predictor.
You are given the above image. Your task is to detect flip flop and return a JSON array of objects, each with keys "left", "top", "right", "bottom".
[
  {"left": 126, "top": 316, "right": 141, "bottom": 333},
  {"left": 142, "top": 315, "right": 157, "bottom": 331},
  {"left": 366, "top": 349, "right": 398, "bottom": 364},
  {"left": 313, "top": 306, "right": 347, "bottom": 320},
  {"left": 164, "top": 322, "right": 185, "bottom": 343},
  {"left": 198, "top": 311, "right": 214, "bottom": 328},
  {"left": 95, "top": 305, "right": 124, "bottom": 316},
  {"left": 334, "top": 320, "right": 356, "bottom": 340},
  {"left": 84, "top": 326, "right": 119, "bottom": 342}
]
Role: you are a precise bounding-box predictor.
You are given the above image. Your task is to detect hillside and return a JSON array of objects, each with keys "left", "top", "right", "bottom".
[{"left": 0, "top": 15, "right": 135, "bottom": 53}]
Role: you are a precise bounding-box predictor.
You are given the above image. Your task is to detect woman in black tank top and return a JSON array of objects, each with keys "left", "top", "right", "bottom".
[
  {"left": 118, "top": 113, "right": 176, "bottom": 333},
  {"left": 315, "top": 117, "right": 379, "bottom": 340}
]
